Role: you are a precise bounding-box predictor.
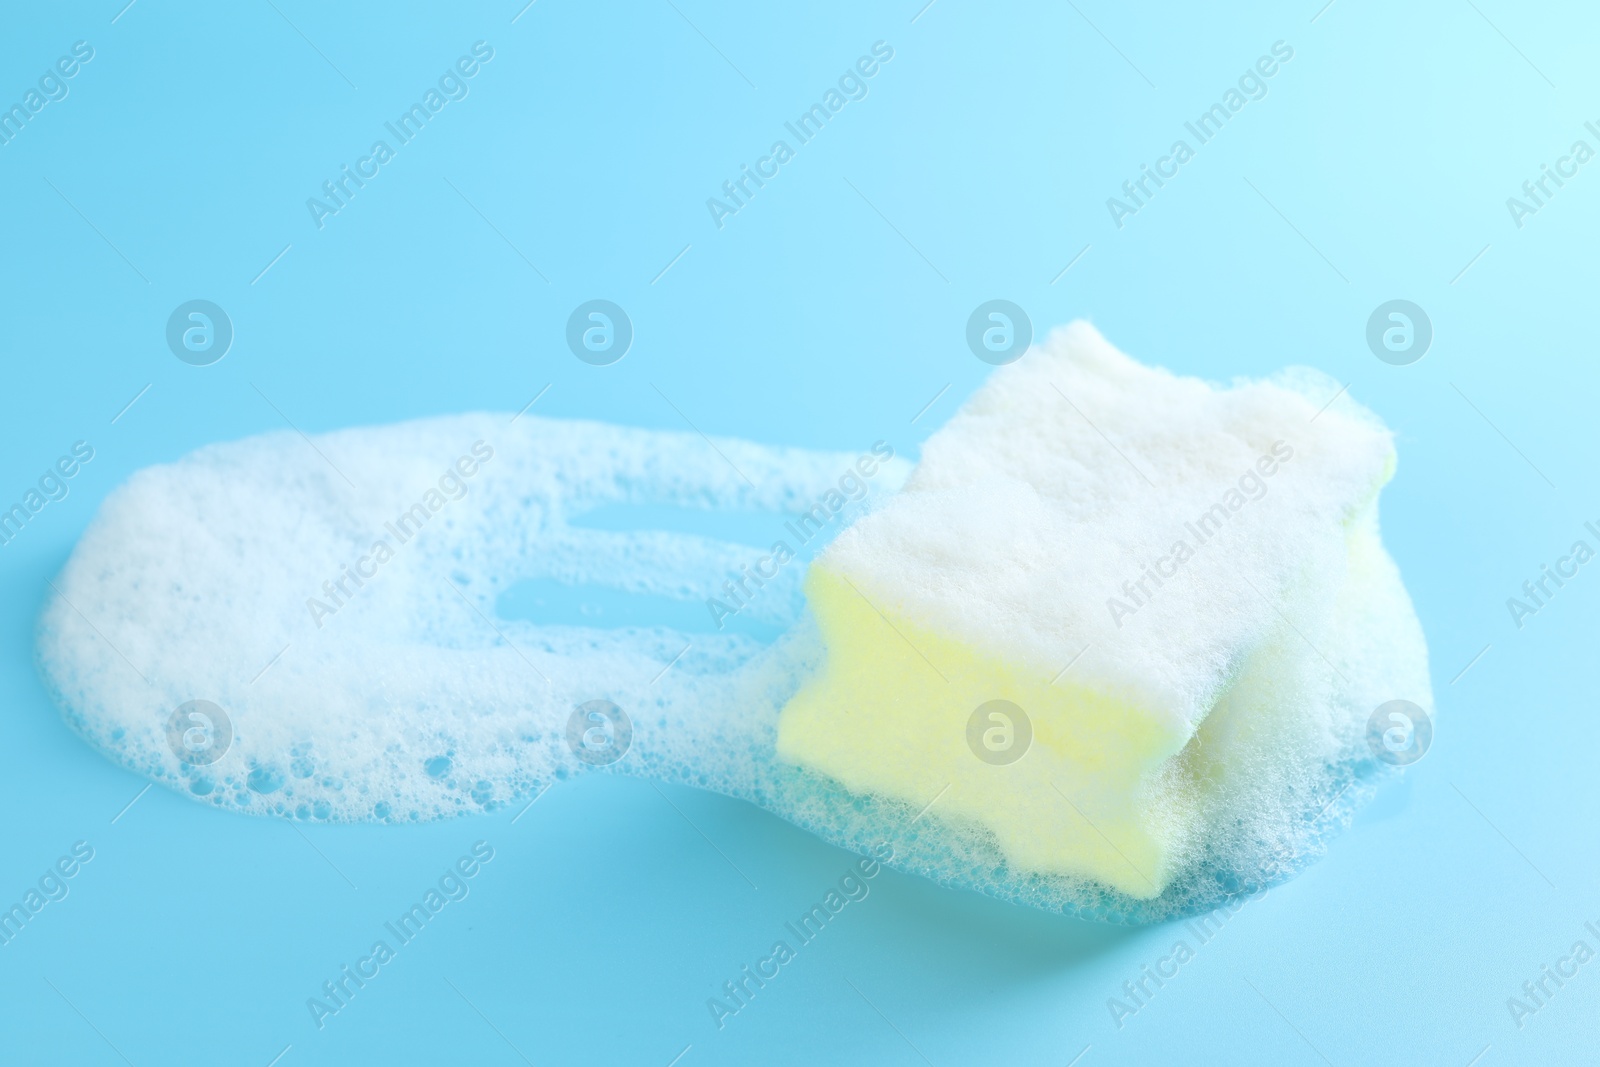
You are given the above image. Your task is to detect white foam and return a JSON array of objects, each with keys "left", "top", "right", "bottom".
[
  {"left": 37, "top": 414, "right": 900, "bottom": 819},
  {"left": 823, "top": 321, "right": 1399, "bottom": 734},
  {"left": 37, "top": 323, "right": 1432, "bottom": 922}
]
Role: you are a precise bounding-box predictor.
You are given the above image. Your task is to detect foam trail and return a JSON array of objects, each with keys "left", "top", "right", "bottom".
[{"left": 37, "top": 415, "right": 894, "bottom": 820}]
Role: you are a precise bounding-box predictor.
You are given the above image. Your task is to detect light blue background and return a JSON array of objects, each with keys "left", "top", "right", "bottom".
[{"left": 1, "top": 1, "right": 1594, "bottom": 1063}]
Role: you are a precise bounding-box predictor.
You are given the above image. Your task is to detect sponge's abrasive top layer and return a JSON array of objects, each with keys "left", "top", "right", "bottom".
[
  {"left": 776, "top": 322, "right": 1430, "bottom": 903},
  {"left": 36, "top": 321, "right": 1431, "bottom": 923},
  {"left": 815, "top": 321, "right": 1396, "bottom": 733}
]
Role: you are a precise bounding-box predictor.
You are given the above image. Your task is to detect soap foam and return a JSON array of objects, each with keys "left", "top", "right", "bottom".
[
  {"left": 772, "top": 323, "right": 1431, "bottom": 911},
  {"left": 824, "top": 321, "right": 1399, "bottom": 733},
  {"left": 37, "top": 414, "right": 895, "bottom": 822},
  {"left": 37, "top": 324, "right": 1431, "bottom": 922}
]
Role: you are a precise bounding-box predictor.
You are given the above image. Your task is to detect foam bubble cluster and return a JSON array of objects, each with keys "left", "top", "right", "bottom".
[
  {"left": 37, "top": 323, "right": 1432, "bottom": 922},
  {"left": 778, "top": 323, "right": 1434, "bottom": 913}
]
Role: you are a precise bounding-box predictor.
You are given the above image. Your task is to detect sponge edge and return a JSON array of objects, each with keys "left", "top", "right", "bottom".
[{"left": 774, "top": 322, "right": 1432, "bottom": 909}]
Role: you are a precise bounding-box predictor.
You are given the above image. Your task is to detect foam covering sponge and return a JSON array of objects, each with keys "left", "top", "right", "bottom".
[
  {"left": 777, "top": 321, "right": 1429, "bottom": 905},
  {"left": 35, "top": 322, "right": 1431, "bottom": 922}
]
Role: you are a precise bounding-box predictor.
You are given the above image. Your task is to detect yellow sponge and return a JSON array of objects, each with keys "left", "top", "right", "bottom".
[
  {"left": 775, "top": 322, "right": 1411, "bottom": 898},
  {"left": 778, "top": 565, "right": 1195, "bottom": 897}
]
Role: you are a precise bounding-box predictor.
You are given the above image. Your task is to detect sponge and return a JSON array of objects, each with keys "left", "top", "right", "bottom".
[{"left": 776, "top": 321, "right": 1426, "bottom": 900}]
